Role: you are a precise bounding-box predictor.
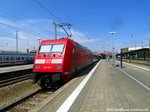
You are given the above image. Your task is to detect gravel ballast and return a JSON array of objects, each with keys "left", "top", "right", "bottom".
[{"left": 0, "top": 80, "right": 40, "bottom": 110}]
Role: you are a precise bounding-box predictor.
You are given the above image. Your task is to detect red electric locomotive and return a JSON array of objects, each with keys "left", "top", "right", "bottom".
[{"left": 33, "top": 38, "right": 93, "bottom": 88}]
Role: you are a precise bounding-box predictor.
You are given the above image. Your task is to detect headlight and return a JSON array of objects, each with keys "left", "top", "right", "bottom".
[
  {"left": 56, "top": 65, "right": 62, "bottom": 69},
  {"left": 34, "top": 65, "right": 40, "bottom": 69}
]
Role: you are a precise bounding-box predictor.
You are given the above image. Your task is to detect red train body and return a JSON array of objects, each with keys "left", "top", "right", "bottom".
[{"left": 33, "top": 38, "right": 93, "bottom": 88}]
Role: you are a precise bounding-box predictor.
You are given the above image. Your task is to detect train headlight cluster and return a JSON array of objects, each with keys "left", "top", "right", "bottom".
[
  {"left": 56, "top": 65, "right": 62, "bottom": 69},
  {"left": 34, "top": 65, "right": 40, "bottom": 69}
]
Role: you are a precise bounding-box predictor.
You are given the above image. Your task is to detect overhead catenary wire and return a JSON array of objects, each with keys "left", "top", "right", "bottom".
[
  {"left": 0, "top": 10, "right": 46, "bottom": 38},
  {"left": 0, "top": 22, "right": 40, "bottom": 51},
  {"left": 34, "top": 0, "right": 74, "bottom": 39},
  {"left": 0, "top": 9, "right": 51, "bottom": 33},
  {"left": 0, "top": 22, "right": 18, "bottom": 30},
  {"left": 0, "top": 30, "right": 14, "bottom": 37},
  {"left": 50, "top": 0, "right": 73, "bottom": 23},
  {"left": 34, "top": 0, "right": 62, "bottom": 22},
  {"left": 0, "top": 22, "right": 41, "bottom": 38}
]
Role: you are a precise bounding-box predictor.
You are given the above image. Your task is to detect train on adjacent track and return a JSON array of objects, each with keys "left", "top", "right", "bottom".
[
  {"left": 32, "top": 38, "right": 100, "bottom": 89},
  {"left": 0, "top": 52, "right": 35, "bottom": 67}
]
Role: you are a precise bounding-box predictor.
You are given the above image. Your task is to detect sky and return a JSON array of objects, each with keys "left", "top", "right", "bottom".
[{"left": 0, "top": 0, "right": 150, "bottom": 52}]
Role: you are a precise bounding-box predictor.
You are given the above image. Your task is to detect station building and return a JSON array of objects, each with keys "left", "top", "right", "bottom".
[{"left": 118, "top": 46, "right": 150, "bottom": 61}]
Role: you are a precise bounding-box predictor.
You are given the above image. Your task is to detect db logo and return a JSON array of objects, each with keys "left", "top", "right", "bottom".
[
  {"left": 44, "top": 66, "right": 51, "bottom": 69},
  {"left": 46, "top": 59, "right": 51, "bottom": 63}
]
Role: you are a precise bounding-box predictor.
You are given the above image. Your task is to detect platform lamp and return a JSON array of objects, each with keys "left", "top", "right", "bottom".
[
  {"left": 106, "top": 43, "right": 110, "bottom": 60},
  {"left": 37, "top": 38, "right": 42, "bottom": 52},
  {"left": 38, "top": 38, "right": 41, "bottom": 46},
  {"left": 109, "top": 32, "right": 116, "bottom": 66}
]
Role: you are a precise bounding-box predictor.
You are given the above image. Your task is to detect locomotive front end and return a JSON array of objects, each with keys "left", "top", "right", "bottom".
[{"left": 33, "top": 42, "right": 65, "bottom": 89}]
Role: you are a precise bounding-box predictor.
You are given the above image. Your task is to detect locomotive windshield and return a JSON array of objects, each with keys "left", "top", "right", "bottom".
[
  {"left": 39, "top": 45, "right": 52, "bottom": 53},
  {"left": 51, "top": 44, "right": 64, "bottom": 53},
  {"left": 39, "top": 44, "right": 64, "bottom": 54}
]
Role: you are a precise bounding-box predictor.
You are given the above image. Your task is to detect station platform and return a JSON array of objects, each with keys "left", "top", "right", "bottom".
[
  {"left": 30, "top": 60, "right": 150, "bottom": 112},
  {"left": 0, "top": 64, "right": 33, "bottom": 74}
]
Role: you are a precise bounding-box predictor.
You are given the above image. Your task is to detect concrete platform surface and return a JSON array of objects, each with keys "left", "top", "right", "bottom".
[
  {"left": 0, "top": 64, "right": 33, "bottom": 74},
  {"left": 30, "top": 60, "right": 150, "bottom": 112}
]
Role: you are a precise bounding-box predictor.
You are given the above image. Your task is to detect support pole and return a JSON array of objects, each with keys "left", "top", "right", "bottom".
[
  {"left": 149, "top": 39, "right": 150, "bottom": 50},
  {"left": 53, "top": 21, "right": 57, "bottom": 39},
  {"left": 16, "top": 30, "right": 18, "bottom": 53},
  {"left": 120, "top": 51, "right": 123, "bottom": 68}
]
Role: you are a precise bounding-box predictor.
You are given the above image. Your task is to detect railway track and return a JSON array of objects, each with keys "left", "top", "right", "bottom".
[
  {"left": 0, "top": 74, "right": 30, "bottom": 88},
  {"left": 0, "top": 88, "right": 53, "bottom": 112},
  {"left": 0, "top": 62, "right": 98, "bottom": 112}
]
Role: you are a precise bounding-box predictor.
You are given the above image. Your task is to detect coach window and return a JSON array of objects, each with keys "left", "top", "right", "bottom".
[
  {"left": 0, "top": 57, "right": 2, "bottom": 61},
  {"left": 16, "top": 57, "right": 20, "bottom": 60},
  {"left": 3, "top": 57, "right": 5, "bottom": 61},
  {"left": 6, "top": 57, "right": 9, "bottom": 61},
  {"left": 10, "top": 57, "right": 14, "bottom": 60}
]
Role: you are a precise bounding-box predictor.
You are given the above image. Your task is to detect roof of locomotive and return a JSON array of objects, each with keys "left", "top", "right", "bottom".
[
  {"left": 41, "top": 37, "right": 91, "bottom": 52},
  {"left": 41, "top": 37, "right": 70, "bottom": 44}
]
